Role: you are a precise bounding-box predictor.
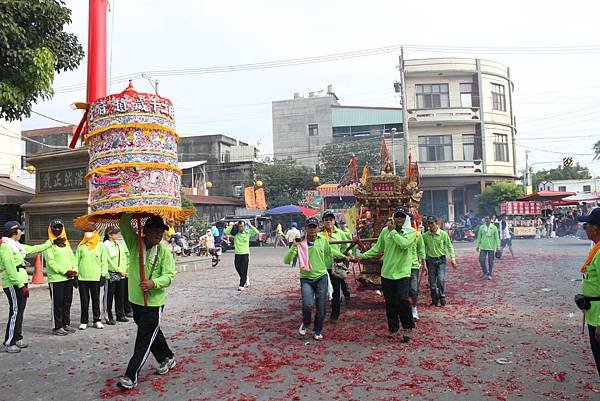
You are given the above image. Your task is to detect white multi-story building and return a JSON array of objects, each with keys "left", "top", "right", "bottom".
[
  {"left": 0, "top": 118, "right": 23, "bottom": 180},
  {"left": 404, "top": 58, "right": 516, "bottom": 221},
  {"left": 538, "top": 178, "right": 600, "bottom": 194}
]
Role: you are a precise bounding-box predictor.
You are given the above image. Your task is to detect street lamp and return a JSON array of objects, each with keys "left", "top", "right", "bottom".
[
  {"left": 206, "top": 181, "right": 213, "bottom": 189},
  {"left": 255, "top": 180, "right": 263, "bottom": 187},
  {"left": 313, "top": 176, "right": 320, "bottom": 184}
]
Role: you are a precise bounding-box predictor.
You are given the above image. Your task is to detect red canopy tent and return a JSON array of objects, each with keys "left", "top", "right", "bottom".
[{"left": 520, "top": 190, "right": 575, "bottom": 202}]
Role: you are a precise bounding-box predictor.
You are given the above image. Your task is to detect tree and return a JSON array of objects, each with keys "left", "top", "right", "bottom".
[
  {"left": 0, "top": 0, "right": 84, "bottom": 121},
  {"left": 318, "top": 139, "right": 382, "bottom": 183},
  {"left": 476, "top": 181, "right": 524, "bottom": 217},
  {"left": 254, "top": 160, "right": 317, "bottom": 207},
  {"left": 531, "top": 163, "right": 592, "bottom": 190}
]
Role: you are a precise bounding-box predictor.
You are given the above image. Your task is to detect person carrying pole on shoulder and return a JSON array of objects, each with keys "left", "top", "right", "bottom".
[
  {"left": 353, "top": 207, "right": 418, "bottom": 342},
  {"left": 1, "top": 221, "right": 60, "bottom": 353},
  {"left": 409, "top": 218, "right": 426, "bottom": 321},
  {"left": 117, "top": 214, "right": 176, "bottom": 390}
]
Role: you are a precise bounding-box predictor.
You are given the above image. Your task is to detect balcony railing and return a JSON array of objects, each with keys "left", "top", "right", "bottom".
[{"left": 407, "top": 107, "right": 480, "bottom": 124}]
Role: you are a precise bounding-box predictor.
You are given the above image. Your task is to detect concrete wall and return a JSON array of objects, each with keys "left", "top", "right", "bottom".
[
  {"left": 1, "top": 119, "right": 22, "bottom": 179},
  {"left": 272, "top": 95, "right": 339, "bottom": 169}
]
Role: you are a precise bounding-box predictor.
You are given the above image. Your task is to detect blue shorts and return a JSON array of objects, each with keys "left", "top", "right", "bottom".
[{"left": 501, "top": 238, "right": 512, "bottom": 248}]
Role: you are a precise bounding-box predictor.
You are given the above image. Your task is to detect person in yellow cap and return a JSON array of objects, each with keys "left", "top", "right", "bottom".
[
  {"left": 1, "top": 221, "right": 61, "bottom": 353},
  {"left": 75, "top": 228, "right": 107, "bottom": 330},
  {"left": 44, "top": 218, "right": 77, "bottom": 336}
]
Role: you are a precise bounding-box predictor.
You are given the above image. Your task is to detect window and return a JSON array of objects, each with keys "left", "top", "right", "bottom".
[
  {"left": 491, "top": 83, "right": 506, "bottom": 111},
  {"left": 419, "top": 190, "right": 449, "bottom": 222},
  {"left": 460, "top": 83, "right": 472, "bottom": 107},
  {"left": 558, "top": 186, "right": 567, "bottom": 191},
  {"left": 462, "top": 134, "right": 475, "bottom": 160},
  {"left": 583, "top": 185, "right": 592, "bottom": 192},
  {"left": 418, "top": 135, "right": 453, "bottom": 161},
  {"left": 416, "top": 84, "right": 449, "bottom": 108},
  {"left": 493, "top": 133, "right": 509, "bottom": 162},
  {"left": 308, "top": 124, "right": 318, "bottom": 136}
]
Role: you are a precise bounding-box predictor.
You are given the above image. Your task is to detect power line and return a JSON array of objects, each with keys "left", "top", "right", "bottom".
[{"left": 30, "top": 110, "right": 75, "bottom": 126}]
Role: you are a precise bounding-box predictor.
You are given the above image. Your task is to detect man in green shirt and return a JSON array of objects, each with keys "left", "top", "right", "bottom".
[
  {"left": 118, "top": 215, "right": 176, "bottom": 390},
  {"left": 283, "top": 217, "right": 346, "bottom": 340},
  {"left": 578, "top": 208, "right": 600, "bottom": 377},
  {"left": 356, "top": 207, "right": 418, "bottom": 342},
  {"left": 422, "top": 216, "right": 457, "bottom": 307},
  {"left": 409, "top": 221, "right": 426, "bottom": 320},
  {"left": 476, "top": 216, "right": 501, "bottom": 280},
  {"left": 225, "top": 220, "right": 260, "bottom": 291}
]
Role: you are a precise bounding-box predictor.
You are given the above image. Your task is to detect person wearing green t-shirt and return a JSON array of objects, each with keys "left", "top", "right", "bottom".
[
  {"left": 355, "top": 207, "right": 418, "bottom": 342},
  {"left": 578, "top": 208, "right": 600, "bottom": 377},
  {"left": 283, "top": 217, "right": 346, "bottom": 340},
  {"left": 225, "top": 220, "right": 259, "bottom": 291},
  {"left": 75, "top": 230, "right": 107, "bottom": 330},
  {"left": 422, "top": 216, "right": 457, "bottom": 307},
  {"left": 409, "top": 223, "right": 426, "bottom": 320},
  {"left": 44, "top": 219, "right": 78, "bottom": 336},
  {"left": 1, "top": 221, "right": 58, "bottom": 353},
  {"left": 476, "top": 216, "right": 501, "bottom": 280},
  {"left": 117, "top": 214, "right": 176, "bottom": 390}
]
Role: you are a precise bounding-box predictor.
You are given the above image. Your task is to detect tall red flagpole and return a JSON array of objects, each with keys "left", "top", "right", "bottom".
[{"left": 87, "top": 0, "right": 107, "bottom": 103}]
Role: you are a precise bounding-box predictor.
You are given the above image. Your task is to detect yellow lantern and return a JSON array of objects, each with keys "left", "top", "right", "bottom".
[
  {"left": 206, "top": 181, "right": 213, "bottom": 189},
  {"left": 26, "top": 165, "right": 36, "bottom": 174},
  {"left": 256, "top": 180, "right": 263, "bottom": 187},
  {"left": 312, "top": 176, "right": 320, "bottom": 184}
]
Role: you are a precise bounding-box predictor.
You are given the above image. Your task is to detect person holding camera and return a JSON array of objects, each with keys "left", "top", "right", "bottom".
[
  {"left": 577, "top": 208, "right": 600, "bottom": 376},
  {"left": 103, "top": 227, "right": 129, "bottom": 325},
  {"left": 225, "top": 220, "right": 259, "bottom": 291},
  {"left": 44, "top": 219, "right": 77, "bottom": 336},
  {"left": 75, "top": 229, "right": 107, "bottom": 330},
  {"left": 1, "top": 221, "right": 59, "bottom": 353}
]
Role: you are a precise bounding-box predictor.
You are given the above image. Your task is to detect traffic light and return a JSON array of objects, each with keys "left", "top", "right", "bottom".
[{"left": 562, "top": 157, "right": 573, "bottom": 167}]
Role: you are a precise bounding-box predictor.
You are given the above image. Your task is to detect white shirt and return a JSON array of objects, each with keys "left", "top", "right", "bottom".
[
  {"left": 285, "top": 227, "right": 302, "bottom": 242},
  {"left": 499, "top": 221, "right": 511, "bottom": 240}
]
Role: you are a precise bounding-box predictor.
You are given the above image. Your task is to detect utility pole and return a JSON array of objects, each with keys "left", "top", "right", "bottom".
[
  {"left": 399, "top": 47, "right": 409, "bottom": 169},
  {"left": 391, "top": 128, "right": 396, "bottom": 174},
  {"left": 524, "top": 150, "right": 530, "bottom": 193}
]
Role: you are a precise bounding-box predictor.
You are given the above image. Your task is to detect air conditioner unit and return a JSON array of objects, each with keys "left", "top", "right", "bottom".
[
  {"left": 473, "top": 160, "right": 483, "bottom": 173},
  {"left": 233, "top": 185, "right": 243, "bottom": 197}
]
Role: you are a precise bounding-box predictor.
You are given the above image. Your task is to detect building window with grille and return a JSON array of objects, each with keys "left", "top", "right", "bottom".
[
  {"left": 583, "top": 185, "right": 592, "bottom": 192},
  {"left": 462, "top": 134, "right": 476, "bottom": 160},
  {"left": 493, "top": 133, "right": 509, "bottom": 162},
  {"left": 418, "top": 135, "right": 453, "bottom": 161},
  {"left": 460, "top": 83, "right": 472, "bottom": 107},
  {"left": 558, "top": 186, "right": 567, "bottom": 191},
  {"left": 491, "top": 83, "right": 506, "bottom": 111},
  {"left": 416, "top": 84, "right": 449, "bottom": 108},
  {"left": 308, "top": 124, "right": 318, "bottom": 136}
]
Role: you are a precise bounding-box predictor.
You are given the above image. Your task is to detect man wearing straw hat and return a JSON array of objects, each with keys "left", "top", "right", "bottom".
[{"left": 117, "top": 214, "right": 176, "bottom": 390}]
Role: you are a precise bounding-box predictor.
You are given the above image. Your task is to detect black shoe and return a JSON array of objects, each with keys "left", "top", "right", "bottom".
[
  {"left": 116, "top": 317, "right": 129, "bottom": 323},
  {"left": 105, "top": 319, "right": 116, "bottom": 326},
  {"left": 63, "top": 325, "right": 77, "bottom": 333},
  {"left": 440, "top": 298, "right": 446, "bottom": 306}
]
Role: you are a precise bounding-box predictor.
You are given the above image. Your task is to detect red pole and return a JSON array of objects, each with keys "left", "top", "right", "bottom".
[
  {"left": 136, "top": 217, "right": 148, "bottom": 306},
  {"left": 87, "top": 0, "right": 108, "bottom": 104}
]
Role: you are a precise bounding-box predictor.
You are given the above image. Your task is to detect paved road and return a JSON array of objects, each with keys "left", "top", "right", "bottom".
[{"left": 0, "top": 238, "right": 599, "bottom": 401}]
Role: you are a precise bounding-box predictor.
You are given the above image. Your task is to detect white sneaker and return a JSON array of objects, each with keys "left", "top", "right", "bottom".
[
  {"left": 298, "top": 323, "right": 307, "bottom": 336},
  {"left": 238, "top": 286, "right": 244, "bottom": 291},
  {"left": 245, "top": 277, "right": 250, "bottom": 287},
  {"left": 93, "top": 321, "right": 104, "bottom": 329},
  {"left": 412, "top": 307, "right": 419, "bottom": 321},
  {"left": 15, "top": 340, "right": 28, "bottom": 349},
  {"left": 313, "top": 332, "right": 323, "bottom": 340},
  {"left": 78, "top": 324, "right": 87, "bottom": 330}
]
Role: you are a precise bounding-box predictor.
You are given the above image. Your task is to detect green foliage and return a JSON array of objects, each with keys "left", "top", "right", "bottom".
[
  {"left": 477, "top": 181, "right": 524, "bottom": 217},
  {"left": 254, "top": 159, "right": 317, "bottom": 207},
  {"left": 0, "top": 0, "right": 84, "bottom": 120},
  {"left": 532, "top": 163, "right": 592, "bottom": 190},
  {"left": 318, "top": 139, "right": 381, "bottom": 183},
  {"left": 180, "top": 192, "right": 196, "bottom": 215}
]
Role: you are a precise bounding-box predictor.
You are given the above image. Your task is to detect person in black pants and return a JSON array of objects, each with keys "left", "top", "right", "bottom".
[
  {"left": 224, "top": 220, "right": 259, "bottom": 291},
  {"left": 103, "top": 228, "right": 129, "bottom": 325},
  {"left": 117, "top": 215, "right": 176, "bottom": 390}
]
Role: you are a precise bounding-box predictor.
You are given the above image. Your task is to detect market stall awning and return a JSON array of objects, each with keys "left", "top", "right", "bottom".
[
  {"left": 561, "top": 192, "right": 600, "bottom": 203},
  {"left": 519, "top": 190, "right": 575, "bottom": 201},
  {"left": 0, "top": 174, "right": 35, "bottom": 205},
  {"left": 265, "top": 204, "right": 319, "bottom": 217}
]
